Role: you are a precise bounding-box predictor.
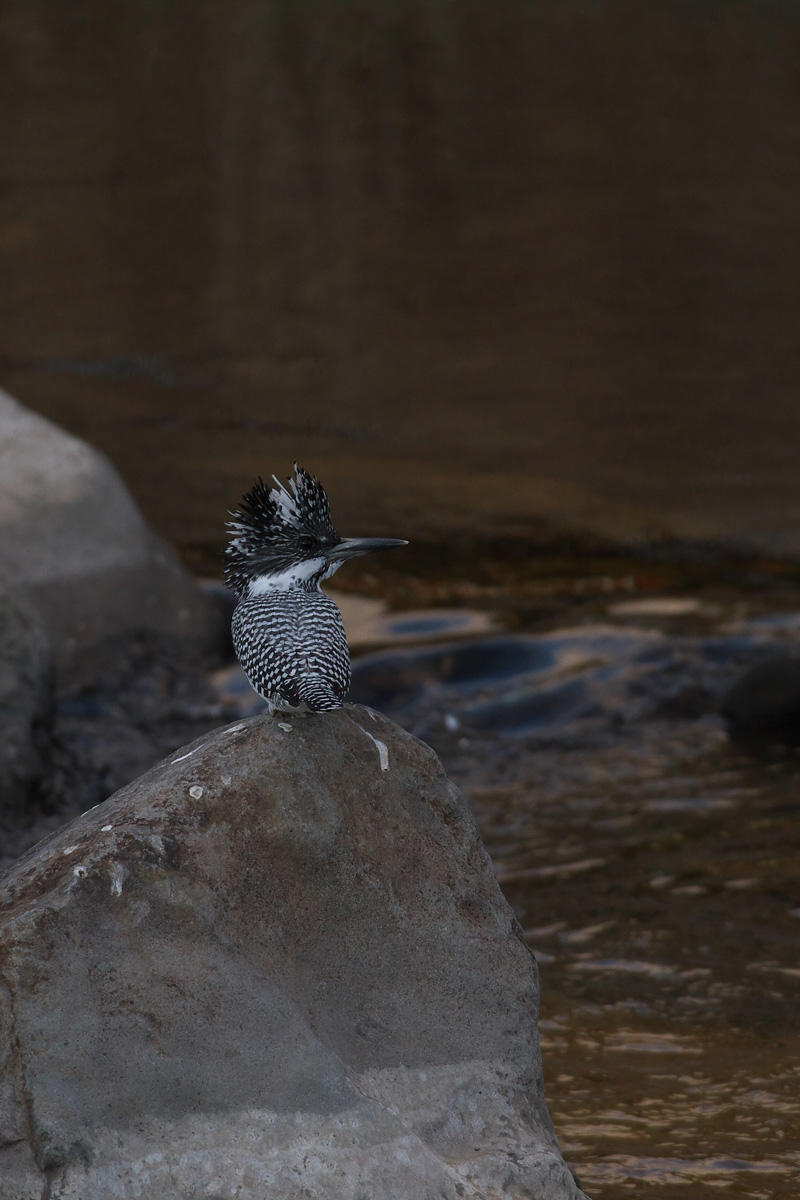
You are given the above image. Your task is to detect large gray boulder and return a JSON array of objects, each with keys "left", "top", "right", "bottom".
[
  {"left": 0, "top": 707, "right": 587, "bottom": 1200},
  {"left": 0, "top": 584, "right": 51, "bottom": 816},
  {"left": 0, "top": 388, "right": 220, "bottom": 673}
]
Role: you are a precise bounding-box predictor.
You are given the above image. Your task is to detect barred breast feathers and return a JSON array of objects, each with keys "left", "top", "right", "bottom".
[{"left": 225, "top": 465, "right": 406, "bottom": 713}]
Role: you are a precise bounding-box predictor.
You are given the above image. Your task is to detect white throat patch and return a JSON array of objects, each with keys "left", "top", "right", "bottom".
[{"left": 247, "top": 558, "right": 327, "bottom": 595}]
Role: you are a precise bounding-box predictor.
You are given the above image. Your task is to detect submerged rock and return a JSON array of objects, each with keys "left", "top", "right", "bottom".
[
  {"left": 349, "top": 627, "right": 747, "bottom": 746},
  {"left": 0, "top": 388, "right": 221, "bottom": 675},
  {"left": 0, "top": 707, "right": 586, "bottom": 1200},
  {"left": 721, "top": 651, "right": 800, "bottom": 749}
]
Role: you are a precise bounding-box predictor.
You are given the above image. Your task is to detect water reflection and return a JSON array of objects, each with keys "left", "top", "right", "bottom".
[{"left": 476, "top": 740, "right": 800, "bottom": 1198}]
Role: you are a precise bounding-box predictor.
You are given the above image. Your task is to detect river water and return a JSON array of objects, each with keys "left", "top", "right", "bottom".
[
  {"left": 485, "top": 736, "right": 800, "bottom": 1198},
  {"left": 4, "top": 0, "right": 800, "bottom": 554}
]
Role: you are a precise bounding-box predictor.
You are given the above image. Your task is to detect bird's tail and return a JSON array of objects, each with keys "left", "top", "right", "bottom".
[{"left": 297, "top": 676, "right": 344, "bottom": 713}]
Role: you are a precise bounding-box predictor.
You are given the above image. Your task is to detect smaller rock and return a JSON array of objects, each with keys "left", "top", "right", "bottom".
[{"left": 721, "top": 652, "right": 800, "bottom": 749}]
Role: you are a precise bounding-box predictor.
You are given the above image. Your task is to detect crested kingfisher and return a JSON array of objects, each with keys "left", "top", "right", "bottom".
[{"left": 224, "top": 464, "right": 406, "bottom": 714}]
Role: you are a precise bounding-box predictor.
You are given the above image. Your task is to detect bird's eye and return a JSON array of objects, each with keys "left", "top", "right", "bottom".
[{"left": 297, "top": 535, "right": 314, "bottom": 553}]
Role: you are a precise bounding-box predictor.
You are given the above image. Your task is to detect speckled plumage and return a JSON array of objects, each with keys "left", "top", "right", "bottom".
[
  {"left": 225, "top": 464, "right": 404, "bottom": 715},
  {"left": 231, "top": 589, "right": 349, "bottom": 713}
]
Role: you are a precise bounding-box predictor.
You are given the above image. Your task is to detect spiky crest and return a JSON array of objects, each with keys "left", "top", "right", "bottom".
[{"left": 224, "top": 464, "right": 339, "bottom": 596}]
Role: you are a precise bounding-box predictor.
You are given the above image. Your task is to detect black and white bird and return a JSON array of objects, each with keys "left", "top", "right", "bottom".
[{"left": 224, "top": 465, "right": 406, "bottom": 714}]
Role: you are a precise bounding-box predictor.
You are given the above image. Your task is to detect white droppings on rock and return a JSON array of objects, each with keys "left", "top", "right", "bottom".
[
  {"left": 172, "top": 744, "right": 203, "bottom": 765},
  {"left": 224, "top": 723, "right": 246, "bottom": 735},
  {"left": 221, "top": 774, "right": 232, "bottom": 787},
  {"left": 73, "top": 865, "right": 88, "bottom": 879},
  {"left": 358, "top": 727, "right": 390, "bottom": 771},
  {"left": 277, "top": 722, "right": 293, "bottom": 732},
  {"left": 101, "top": 824, "right": 113, "bottom": 832},
  {"left": 189, "top": 785, "right": 204, "bottom": 800},
  {"left": 62, "top": 844, "right": 80, "bottom": 856},
  {"left": 110, "top": 862, "right": 124, "bottom": 897}
]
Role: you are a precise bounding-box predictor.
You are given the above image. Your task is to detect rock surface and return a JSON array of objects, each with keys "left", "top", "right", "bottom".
[
  {"left": 0, "top": 584, "right": 52, "bottom": 818},
  {"left": 0, "top": 388, "right": 220, "bottom": 674},
  {"left": 0, "top": 707, "right": 586, "bottom": 1200}
]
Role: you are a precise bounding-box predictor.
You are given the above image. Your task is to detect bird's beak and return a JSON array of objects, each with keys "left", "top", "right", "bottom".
[{"left": 325, "top": 537, "right": 408, "bottom": 562}]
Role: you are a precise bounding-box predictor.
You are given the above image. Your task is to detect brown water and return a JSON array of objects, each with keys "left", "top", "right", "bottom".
[
  {"left": 477, "top": 727, "right": 800, "bottom": 1197},
  {"left": 4, "top": 1, "right": 800, "bottom": 553}
]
